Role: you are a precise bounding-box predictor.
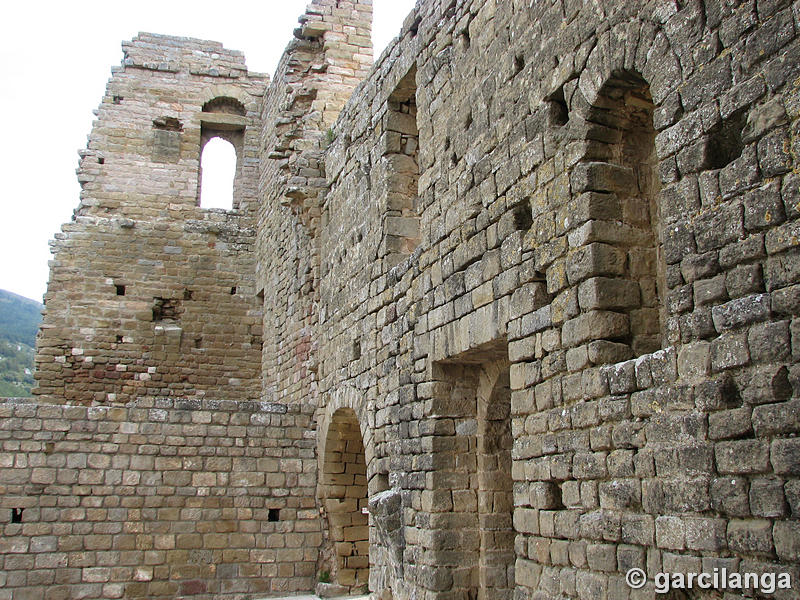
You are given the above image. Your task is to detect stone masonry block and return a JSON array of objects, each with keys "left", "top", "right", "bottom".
[
  {"left": 727, "top": 519, "right": 773, "bottom": 554},
  {"left": 656, "top": 516, "right": 685, "bottom": 550},
  {"left": 685, "top": 517, "right": 727, "bottom": 551},
  {"left": 752, "top": 399, "right": 800, "bottom": 437},
  {"left": 677, "top": 341, "right": 711, "bottom": 381},
  {"left": 716, "top": 440, "right": 770, "bottom": 474},
  {"left": 725, "top": 263, "right": 764, "bottom": 299},
  {"left": 711, "top": 477, "right": 750, "bottom": 517},
  {"left": 749, "top": 478, "right": 787, "bottom": 518},
  {"left": 748, "top": 320, "right": 791, "bottom": 362},
  {"left": 710, "top": 332, "right": 750, "bottom": 372},
  {"left": 773, "top": 521, "right": 800, "bottom": 561},
  {"left": 566, "top": 243, "right": 625, "bottom": 284},
  {"left": 771, "top": 438, "right": 800, "bottom": 475},
  {"left": 741, "top": 366, "right": 792, "bottom": 405},
  {"left": 711, "top": 293, "right": 771, "bottom": 331},
  {"left": 577, "top": 278, "right": 640, "bottom": 311},
  {"left": 570, "top": 162, "right": 636, "bottom": 195},
  {"left": 744, "top": 181, "right": 785, "bottom": 232},
  {"left": 561, "top": 311, "right": 629, "bottom": 347},
  {"left": 708, "top": 406, "right": 752, "bottom": 440},
  {"left": 694, "top": 203, "right": 744, "bottom": 253}
]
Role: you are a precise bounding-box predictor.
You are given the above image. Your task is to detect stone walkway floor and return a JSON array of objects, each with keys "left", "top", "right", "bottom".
[{"left": 255, "top": 595, "right": 370, "bottom": 600}]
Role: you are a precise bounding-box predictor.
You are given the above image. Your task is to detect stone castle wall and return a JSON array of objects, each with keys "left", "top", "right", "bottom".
[
  {"left": 34, "top": 33, "right": 266, "bottom": 405},
  {"left": 4, "top": 0, "right": 799, "bottom": 599},
  {"left": 0, "top": 397, "right": 318, "bottom": 599},
  {"left": 314, "top": 0, "right": 800, "bottom": 598}
]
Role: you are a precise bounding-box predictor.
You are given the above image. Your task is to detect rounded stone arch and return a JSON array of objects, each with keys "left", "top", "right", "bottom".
[
  {"left": 199, "top": 84, "right": 258, "bottom": 115},
  {"left": 575, "top": 18, "right": 683, "bottom": 111},
  {"left": 317, "top": 385, "right": 377, "bottom": 490},
  {"left": 317, "top": 386, "right": 377, "bottom": 591}
]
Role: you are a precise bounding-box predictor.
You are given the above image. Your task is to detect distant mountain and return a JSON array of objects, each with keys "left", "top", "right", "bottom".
[{"left": 0, "top": 289, "right": 43, "bottom": 397}]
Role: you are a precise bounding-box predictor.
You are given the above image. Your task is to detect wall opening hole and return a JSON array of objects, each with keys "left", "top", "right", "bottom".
[
  {"left": 512, "top": 202, "right": 533, "bottom": 231},
  {"left": 409, "top": 16, "right": 421, "bottom": 36},
  {"left": 580, "top": 74, "right": 663, "bottom": 358},
  {"left": 547, "top": 86, "right": 569, "bottom": 127},
  {"left": 115, "top": 284, "right": 126, "bottom": 296},
  {"left": 372, "top": 472, "right": 390, "bottom": 494},
  {"left": 513, "top": 54, "right": 525, "bottom": 76},
  {"left": 268, "top": 508, "right": 280, "bottom": 522},
  {"left": 460, "top": 31, "right": 471, "bottom": 49},
  {"left": 352, "top": 340, "right": 361, "bottom": 360},
  {"left": 98, "top": 157, "right": 105, "bottom": 164},
  {"left": 112, "top": 96, "right": 123, "bottom": 105},
  {"left": 11, "top": 508, "right": 23, "bottom": 523},
  {"left": 116, "top": 335, "right": 124, "bottom": 344},
  {"left": 230, "top": 286, "right": 237, "bottom": 295},
  {"left": 152, "top": 298, "right": 181, "bottom": 322},
  {"left": 152, "top": 117, "right": 183, "bottom": 131},
  {"left": 194, "top": 337, "right": 202, "bottom": 349},
  {"left": 708, "top": 108, "right": 746, "bottom": 169},
  {"left": 183, "top": 289, "right": 194, "bottom": 301},
  {"left": 199, "top": 137, "right": 236, "bottom": 210}
]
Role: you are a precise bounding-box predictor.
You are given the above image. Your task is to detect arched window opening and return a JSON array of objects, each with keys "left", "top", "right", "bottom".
[
  {"left": 198, "top": 137, "right": 237, "bottom": 210},
  {"left": 198, "top": 95, "right": 247, "bottom": 210}
]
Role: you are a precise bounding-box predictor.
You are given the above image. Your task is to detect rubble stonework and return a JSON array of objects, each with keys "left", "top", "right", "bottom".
[{"left": 2, "top": 0, "right": 798, "bottom": 598}]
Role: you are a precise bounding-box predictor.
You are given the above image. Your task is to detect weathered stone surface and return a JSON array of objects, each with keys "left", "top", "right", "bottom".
[{"left": 4, "top": 1, "right": 798, "bottom": 599}]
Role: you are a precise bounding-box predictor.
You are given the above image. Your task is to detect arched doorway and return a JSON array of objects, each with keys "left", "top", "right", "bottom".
[
  {"left": 477, "top": 366, "right": 514, "bottom": 600},
  {"left": 321, "top": 407, "right": 370, "bottom": 590},
  {"left": 431, "top": 352, "right": 514, "bottom": 600}
]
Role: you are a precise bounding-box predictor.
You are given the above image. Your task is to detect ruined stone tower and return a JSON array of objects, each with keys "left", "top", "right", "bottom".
[{"left": 2, "top": 0, "right": 799, "bottom": 599}]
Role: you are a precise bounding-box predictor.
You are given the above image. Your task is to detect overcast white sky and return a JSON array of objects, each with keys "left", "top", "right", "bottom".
[{"left": 0, "top": 0, "right": 416, "bottom": 303}]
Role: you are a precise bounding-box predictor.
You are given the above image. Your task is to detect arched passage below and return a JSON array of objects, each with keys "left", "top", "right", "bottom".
[{"left": 321, "top": 407, "right": 370, "bottom": 590}]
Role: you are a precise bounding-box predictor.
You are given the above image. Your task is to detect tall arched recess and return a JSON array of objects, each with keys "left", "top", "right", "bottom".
[
  {"left": 320, "top": 407, "right": 370, "bottom": 590},
  {"left": 570, "top": 71, "right": 664, "bottom": 360}
]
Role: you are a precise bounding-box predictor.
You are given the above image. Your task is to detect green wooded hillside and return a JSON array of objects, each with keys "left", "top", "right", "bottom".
[{"left": 0, "top": 289, "right": 43, "bottom": 397}]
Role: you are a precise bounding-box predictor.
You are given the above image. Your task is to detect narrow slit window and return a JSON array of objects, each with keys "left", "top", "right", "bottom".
[{"left": 199, "top": 137, "right": 237, "bottom": 210}]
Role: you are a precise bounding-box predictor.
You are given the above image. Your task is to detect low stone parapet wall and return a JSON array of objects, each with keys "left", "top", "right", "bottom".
[{"left": 0, "top": 397, "right": 320, "bottom": 599}]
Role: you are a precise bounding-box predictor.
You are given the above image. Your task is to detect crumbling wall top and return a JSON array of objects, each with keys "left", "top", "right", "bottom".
[{"left": 121, "top": 32, "right": 267, "bottom": 80}]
